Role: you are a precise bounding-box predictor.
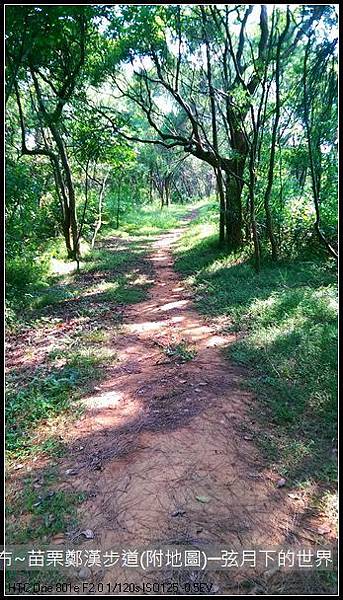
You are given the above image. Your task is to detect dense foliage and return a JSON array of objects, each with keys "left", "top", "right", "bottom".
[
  {"left": 5, "top": 4, "right": 337, "bottom": 292},
  {"left": 5, "top": 10, "right": 338, "bottom": 591}
]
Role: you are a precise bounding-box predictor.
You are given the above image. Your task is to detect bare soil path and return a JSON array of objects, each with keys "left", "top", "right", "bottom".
[
  {"left": 7, "top": 213, "right": 330, "bottom": 595},
  {"left": 54, "top": 215, "right": 305, "bottom": 593}
]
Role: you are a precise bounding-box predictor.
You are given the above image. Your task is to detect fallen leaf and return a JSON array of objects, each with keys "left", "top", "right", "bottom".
[
  {"left": 318, "top": 525, "right": 331, "bottom": 535},
  {"left": 81, "top": 529, "right": 95, "bottom": 539},
  {"left": 65, "top": 468, "right": 78, "bottom": 476},
  {"left": 171, "top": 510, "right": 186, "bottom": 517},
  {"left": 196, "top": 495, "right": 210, "bottom": 503},
  {"left": 276, "top": 478, "right": 286, "bottom": 488}
]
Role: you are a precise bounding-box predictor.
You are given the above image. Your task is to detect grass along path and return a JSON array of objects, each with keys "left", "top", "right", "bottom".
[
  {"left": 5, "top": 207, "right": 183, "bottom": 591},
  {"left": 173, "top": 203, "right": 337, "bottom": 531},
  {"left": 5, "top": 204, "right": 337, "bottom": 594}
]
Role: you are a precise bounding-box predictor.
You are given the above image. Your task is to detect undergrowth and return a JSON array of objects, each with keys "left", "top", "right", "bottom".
[{"left": 174, "top": 201, "right": 338, "bottom": 485}]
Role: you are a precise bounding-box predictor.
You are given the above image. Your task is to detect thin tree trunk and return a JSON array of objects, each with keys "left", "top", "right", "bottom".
[
  {"left": 91, "top": 172, "right": 109, "bottom": 249},
  {"left": 116, "top": 181, "right": 121, "bottom": 229},
  {"left": 31, "top": 68, "right": 80, "bottom": 261},
  {"left": 76, "top": 158, "right": 90, "bottom": 253},
  {"left": 49, "top": 123, "right": 80, "bottom": 260},
  {"left": 249, "top": 183, "right": 261, "bottom": 272},
  {"left": 149, "top": 169, "right": 153, "bottom": 203},
  {"left": 202, "top": 6, "right": 224, "bottom": 246},
  {"left": 224, "top": 168, "right": 244, "bottom": 250},
  {"left": 216, "top": 168, "right": 225, "bottom": 247},
  {"left": 248, "top": 135, "right": 260, "bottom": 271},
  {"left": 263, "top": 10, "right": 290, "bottom": 261},
  {"left": 303, "top": 39, "right": 338, "bottom": 260}
]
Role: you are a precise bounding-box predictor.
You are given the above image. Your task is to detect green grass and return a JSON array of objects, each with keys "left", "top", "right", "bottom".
[
  {"left": 8, "top": 484, "right": 86, "bottom": 544},
  {"left": 5, "top": 202, "right": 193, "bottom": 324},
  {"left": 31, "top": 287, "right": 75, "bottom": 310},
  {"left": 6, "top": 364, "right": 93, "bottom": 458},
  {"left": 82, "top": 246, "right": 139, "bottom": 272},
  {"left": 5, "top": 202, "right": 197, "bottom": 570},
  {"left": 174, "top": 202, "right": 337, "bottom": 484},
  {"left": 92, "top": 277, "right": 152, "bottom": 304},
  {"left": 5, "top": 206, "right": 168, "bottom": 460},
  {"left": 162, "top": 340, "right": 197, "bottom": 362},
  {"left": 6, "top": 464, "right": 87, "bottom": 576},
  {"left": 6, "top": 335, "right": 119, "bottom": 459},
  {"left": 116, "top": 203, "right": 190, "bottom": 236},
  {"left": 5, "top": 200, "right": 337, "bottom": 595}
]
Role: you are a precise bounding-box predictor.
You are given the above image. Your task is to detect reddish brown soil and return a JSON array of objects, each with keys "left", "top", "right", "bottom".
[{"left": 6, "top": 219, "right": 336, "bottom": 594}]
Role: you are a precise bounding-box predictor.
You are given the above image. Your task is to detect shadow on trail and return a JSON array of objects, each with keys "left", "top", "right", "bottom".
[
  {"left": 6, "top": 213, "right": 337, "bottom": 595},
  {"left": 174, "top": 232, "right": 337, "bottom": 487}
]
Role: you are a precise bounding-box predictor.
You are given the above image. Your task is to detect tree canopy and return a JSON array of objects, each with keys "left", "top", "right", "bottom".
[{"left": 5, "top": 4, "right": 338, "bottom": 270}]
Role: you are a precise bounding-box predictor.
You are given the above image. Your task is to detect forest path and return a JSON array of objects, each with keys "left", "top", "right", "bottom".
[{"left": 55, "top": 211, "right": 301, "bottom": 592}]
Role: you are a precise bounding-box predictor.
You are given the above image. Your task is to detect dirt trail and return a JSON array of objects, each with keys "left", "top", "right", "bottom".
[{"left": 47, "top": 215, "right": 305, "bottom": 593}]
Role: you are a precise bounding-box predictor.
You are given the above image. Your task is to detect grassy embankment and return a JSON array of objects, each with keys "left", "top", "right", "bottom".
[
  {"left": 174, "top": 201, "right": 337, "bottom": 498},
  {"left": 5, "top": 203, "right": 190, "bottom": 573},
  {"left": 5, "top": 200, "right": 337, "bottom": 591}
]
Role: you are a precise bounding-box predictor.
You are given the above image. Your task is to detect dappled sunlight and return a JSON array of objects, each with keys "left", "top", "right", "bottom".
[
  {"left": 156, "top": 299, "right": 190, "bottom": 312},
  {"left": 127, "top": 320, "right": 166, "bottom": 334},
  {"left": 199, "top": 223, "right": 215, "bottom": 236},
  {"left": 130, "top": 274, "right": 155, "bottom": 286},
  {"left": 127, "top": 315, "right": 185, "bottom": 334},
  {"left": 80, "top": 389, "right": 143, "bottom": 429},
  {"left": 5, "top": 0, "right": 338, "bottom": 587},
  {"left": 150, "top": 255, "right": 172, "bottom": 263},
  {"left": 80, "top": 280, "right": 120, "bottom": 297},
  {"left": 248, "top": 322, "right": 298, "bottom": 348},
  {"left": 172, "top": 285, "right": 186, "bottom": 292},
  {"left": 81, "top": 389, "right": 123, "bottom": 410},
  {"left": 50, "top": 258, "right": 78, "bottom": 275},
  {"left": 6, "top": 209, "right": 337, "bottom": 597},
  {"left": 201, "top": 333, "right": 228, "bottom": 348}
]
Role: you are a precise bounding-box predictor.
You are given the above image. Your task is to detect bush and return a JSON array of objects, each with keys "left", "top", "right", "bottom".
[{"left": 6, "top": 254, "right": 50, "bottom": 297}]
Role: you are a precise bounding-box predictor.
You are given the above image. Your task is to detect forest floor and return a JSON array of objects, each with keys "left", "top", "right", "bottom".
[{"left": 6, "top": 208, "right": 337, "bottom": 595}]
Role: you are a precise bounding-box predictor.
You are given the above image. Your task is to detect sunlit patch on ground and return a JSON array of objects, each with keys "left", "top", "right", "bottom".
[
  {"left": 81, "top": 389, "right": 124, "bottom": 410},
  {"left": 5, "top": 206, "right": 337, "bottom": 595},
  {"left": 157, "top": 299, "right": 190, "bottom": 312},
  {"left": 50, "top": 258, "right": 79, "bottom": 275}
]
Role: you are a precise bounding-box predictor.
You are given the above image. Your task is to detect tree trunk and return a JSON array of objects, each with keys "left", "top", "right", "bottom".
[
  {"left": 91, "top": 172, "right": 109, "bottom": 248},
  {"left": 262, "top": 11, "right": 291, "bottom": 262},
  {"left": 249, "top": 184, "right": 261, "bottom": 272},
  {"left": 116, "top": 181, "right": 121, "bottom": 230},
  {"left": 224, "top": 171, "right": 244, "bottom": 251},
  {"left": 30, "top": 69, "right": 80, "bottom": 261},
  {"left": 216, "top": 169, "right": 225, "bottom": 247},
  {"left": 303, "top": 38, "right": 338, "bottom": 260},
  {"left": 149, "top": 168, "right": 153, "bottom": 203},
  {"left": 49, "top": 123, "right": 80, "bottom": 260}
]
